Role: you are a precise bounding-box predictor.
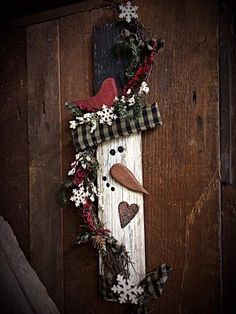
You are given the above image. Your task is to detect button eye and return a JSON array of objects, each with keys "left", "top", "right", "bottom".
[{"left": 118, "top": 146, "right": 124, "bottom": 153}]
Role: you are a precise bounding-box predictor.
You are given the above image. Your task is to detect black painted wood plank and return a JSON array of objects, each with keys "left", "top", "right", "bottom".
[{"left": 93, "top": 23, "right": 127, "bottom": 93}]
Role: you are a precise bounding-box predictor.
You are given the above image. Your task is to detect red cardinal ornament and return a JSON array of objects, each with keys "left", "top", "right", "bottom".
[{"left": 75, "top": 77, "right": 118, "bottom": 112}]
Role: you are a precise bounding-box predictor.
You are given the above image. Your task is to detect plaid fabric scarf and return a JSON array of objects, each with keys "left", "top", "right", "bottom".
[
  {"left": 101, "top": 264, "right": 172, "bottom": 313},
  {"left": 139, "top": 264, "right": 172, "bottom": 299},
  {"left": 76, "top": 234, "right": 171, "bottom": 311},
  {"left": 71, "top": 103, "right": 162, "bottom": 152}
]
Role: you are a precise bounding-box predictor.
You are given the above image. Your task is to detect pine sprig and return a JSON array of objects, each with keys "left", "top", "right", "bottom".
[
  {"left": 58, "top": 179, "right": 74, "bottom": 206},
  {"left": 115, "top": 29, "right": 143, "bottom": 80},
  {"left": 115, "top": 33, "right": 141, "bottom": 58},
  {"left": 115, "top": 100, "right": 129, "bottom": 119},
  {"left": 131, "top": 95, "right": 144, "bottom": 120},
  {"left": 65, "top": 100, "right": 84, "bottom": 117},
  {"left": 114, "top": 93, "right": 144, "bottom": 121},
  {"left": 89, "top": 159, "right": 100, "bottom": 180}
]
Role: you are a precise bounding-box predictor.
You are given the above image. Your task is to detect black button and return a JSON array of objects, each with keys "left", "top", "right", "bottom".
[
  {"left": 102, "top": 176, "right": 107, "bottom": 181},
  {"left": 111, "top": 187, "right": 115, "bottom": 191},
  {"left": 118, "top": 146, "right": 124, "bottom": 153},
  {"left": 106, "top": 183, "right": 110, "bottom": 187},
  {"left": 110, "top": 149, "right": 116, "bottom": 156}
]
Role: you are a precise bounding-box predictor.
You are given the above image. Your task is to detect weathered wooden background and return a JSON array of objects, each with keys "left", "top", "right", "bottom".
[{"left": 0, "top": 0, "right": 235, "bottom": 313}]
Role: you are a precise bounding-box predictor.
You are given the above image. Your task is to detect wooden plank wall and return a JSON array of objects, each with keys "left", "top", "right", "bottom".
[
  {"left": 0, "top": 29, "right": 29, "bottom": 258},
  {"left": 141, "top": 1, "right": 220, "bottom": 313},
  {"left": 220, "top": 1, "right": 236, "bottom": 313},
  {"left": 60, "top": 11, "right": 105, "bottom": 314},
  {"left": 0, "top": 0, "right": 225, "bottom": 313},
  {"left": 27, "top": 20, "right": 63, "bottom": 311}
]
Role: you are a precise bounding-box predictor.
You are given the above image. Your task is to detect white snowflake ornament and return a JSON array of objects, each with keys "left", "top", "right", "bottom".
[
  {"left": 119, "top": 1, "right": 138, "bottom": 23},
  {"left": 111, "top": 274, "right": 144, "bottom": 304},
  {"left": 96, "top": 105, "right": 117, "bottom": 126}
]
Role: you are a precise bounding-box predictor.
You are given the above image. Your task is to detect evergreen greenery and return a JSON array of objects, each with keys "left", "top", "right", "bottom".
[
  {"left": 58, "top": 179, "right": 74, "bottom": 206},
  {"left": 65, "top": 100, "right": 84, "bottom": 117}
]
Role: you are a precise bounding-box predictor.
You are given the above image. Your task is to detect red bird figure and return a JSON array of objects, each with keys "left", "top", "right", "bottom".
[{"left": 75, "top": 77, "right": 118, "bottom": 112}]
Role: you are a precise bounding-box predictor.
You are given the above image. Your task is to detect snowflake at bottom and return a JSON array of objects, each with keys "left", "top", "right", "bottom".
[{"left": 111, "top": 274, "right": 144, "bottom": 304}]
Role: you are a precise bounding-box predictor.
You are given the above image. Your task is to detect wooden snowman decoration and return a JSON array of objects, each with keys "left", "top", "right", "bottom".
[{"left": 63, "top": 1, "right": 171, "bottom": 311}]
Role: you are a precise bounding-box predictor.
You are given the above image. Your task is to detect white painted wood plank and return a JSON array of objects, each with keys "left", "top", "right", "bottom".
[{"left": 97, "top": 133, "right": 146, "bottom": 284}]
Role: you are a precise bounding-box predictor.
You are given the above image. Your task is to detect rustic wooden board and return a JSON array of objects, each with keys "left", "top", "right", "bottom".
[
  {"left": 60, "top": 10, "right": 133, "bottom": 314},
  {"left": 60, "top": 12, "right": 98, "bottom": 314},
  {"left": 0, "top": 28, "right": 29, "bottom": 258},
  {"left": 0, "top": 216, "right": 60, "bottom": 314},
  {"left": 140, "top": 0, "right": 221, "bottom": 313},
  {"left": 93, "top": 23, "right": 127, "bottom": 93},
  {"left": 27, "top": 20, "right": 63, "bottom": 311},
  {"left": 94, "top": 23, "right": 146, "bottom": 285},
  {"left": 220, "top": 0, "right": 236, "bottom": 312},
  {"left": 97, "top": 137, "right": 145, "bottom": 284},
  {"left": 60, "top": 1, "right": 221, "bottom": 313}
]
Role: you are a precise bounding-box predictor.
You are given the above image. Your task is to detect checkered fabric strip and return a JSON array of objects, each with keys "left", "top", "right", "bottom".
[
  {"left": 76, "top": 233, "right": 92, "bottom": 245},
  {"left": 139, "top": 264, "right": 172, "bottom": 298},
  {"left": 100, "top": 275, "right": 118, "bottom": 302},
  {"left": 106, "top": 236, "right": 127, "bottom": 254},
  {"left": 71, "top": 103, "right": 162, "bottom": 152},
  {"left": 101, "top": 264, "right": 172, "bottom": 303}
]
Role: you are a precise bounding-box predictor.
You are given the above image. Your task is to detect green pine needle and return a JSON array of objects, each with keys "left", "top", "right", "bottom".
[
  {"left": 65, "top": 100, "right": 83, "bottom": 117},
  {"left": 57, "top": 179, "right": 74, "bottom": 206}
]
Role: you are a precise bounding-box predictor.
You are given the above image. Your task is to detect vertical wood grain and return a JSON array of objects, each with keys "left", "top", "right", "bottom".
[
  {"left": 0, "top": 29, "right": 29, "bottom": 258},
  {"left": 220, "top": 0, "right": 236, "bottom": 312},
  {"left": 27, "top": 20, "right": 63, "bottom": 311},
  {"left": 94, "top": 24, "right": 146, "bottom": 285},
  {"left": 60, "top": 12, "right": 100, "bottom": 314},
  {"left": 140, "top": 0, "right": 221, "bottom": 313},
  {"left": 97, "top": 136, "right": 146, "bottom": 284},
  {"left": 60, "top": 10, "right": 132, "bottom": 314},
  {"left": 60, "top": 0, "right": 220, "bottom": 312}
]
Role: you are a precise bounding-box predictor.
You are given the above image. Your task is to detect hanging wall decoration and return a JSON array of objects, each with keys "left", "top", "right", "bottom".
[{"left": 60, "top": 1, "right": 172, "bottom": 313}]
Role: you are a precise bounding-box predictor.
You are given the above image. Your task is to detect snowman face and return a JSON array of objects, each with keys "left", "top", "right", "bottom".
[
  {"left": 97, "top": 134, "right": 146, "bottom": 281},
  {"left": 97, "top": 134, "right": 144, "bottom": 229}
]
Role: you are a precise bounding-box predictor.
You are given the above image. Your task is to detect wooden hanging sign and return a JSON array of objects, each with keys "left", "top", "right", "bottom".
[
  {"left": 94, "top": 23, "right": 146, "bottom": 285},
  {"left": 62, "top": 2, "right": 171, "bottom": 310}
]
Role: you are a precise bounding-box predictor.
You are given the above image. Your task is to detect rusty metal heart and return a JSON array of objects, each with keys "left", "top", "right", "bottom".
[{"left": 118, "top": 202, "right": 139, "bottom": 228}]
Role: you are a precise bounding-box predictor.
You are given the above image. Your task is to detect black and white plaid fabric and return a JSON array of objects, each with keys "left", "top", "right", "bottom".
[
  {"left": 71, "top": 103, "right": 162, "bottom": 152},
  {"left": 76, "top": 234, "right": 171, "bottom": 308},
  {"left": 139, "top": 264, "right": 172, "bottom": 298},
  {"left": 101, "top": 264, "right": 172, "bottom": 309}
]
